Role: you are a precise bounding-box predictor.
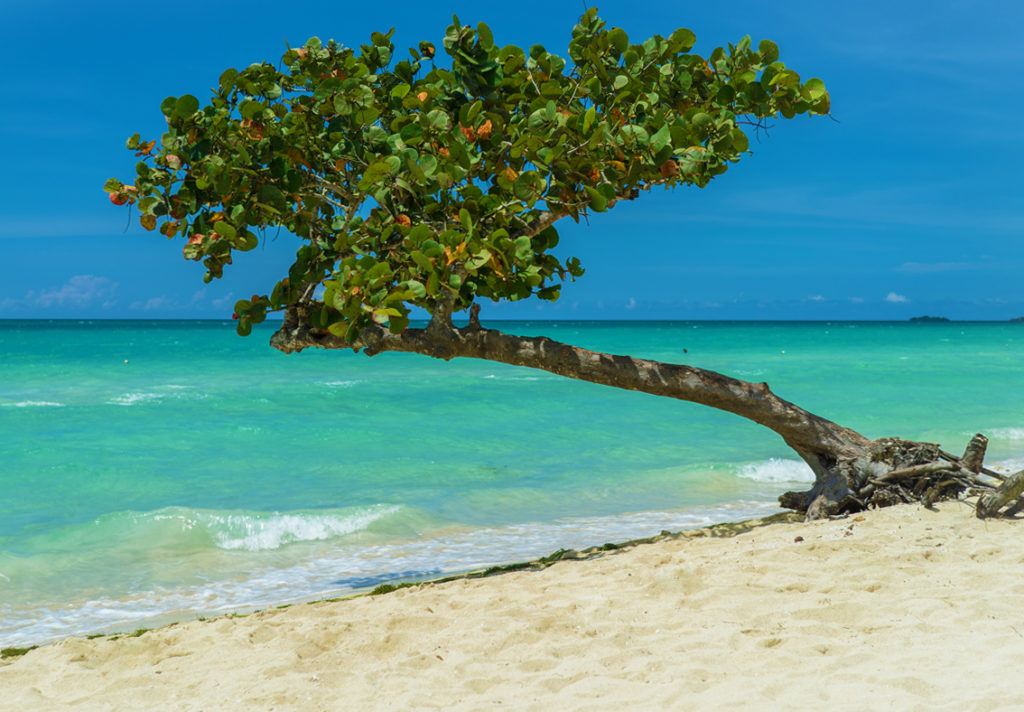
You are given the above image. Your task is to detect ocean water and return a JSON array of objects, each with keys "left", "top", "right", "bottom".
[{"left": 1, "top": 319, "right": 1021, "bottom": 646}]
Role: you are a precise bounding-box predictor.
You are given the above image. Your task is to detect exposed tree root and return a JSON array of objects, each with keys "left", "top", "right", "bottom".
[{"left": 780, "top": 434, "right": 1024, "bottom": 520}]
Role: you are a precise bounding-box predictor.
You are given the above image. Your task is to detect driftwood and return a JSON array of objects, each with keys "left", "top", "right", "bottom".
[
  {"left": 832, "top": 434, "right": 1022, "bottom": 519},
  {"left": 977, "top": 471, "right": 1024, "bottom": 518},
  {"left": 961, "top": 434, "right": 988, "bottom": 473}
]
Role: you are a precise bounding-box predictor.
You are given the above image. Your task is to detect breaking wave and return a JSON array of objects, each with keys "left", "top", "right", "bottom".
[{"left": 735, "top": 458, "right": 815, "bottom": 483}]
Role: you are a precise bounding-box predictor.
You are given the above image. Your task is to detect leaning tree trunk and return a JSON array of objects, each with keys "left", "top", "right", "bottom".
[{"left": 271, "top": 304, "right": 1018, "bottom": 520}]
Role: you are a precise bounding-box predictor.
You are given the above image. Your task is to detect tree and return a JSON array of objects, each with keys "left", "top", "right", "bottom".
[{"left": 107, "top": 11, "right": 1020, "bottom": 519}]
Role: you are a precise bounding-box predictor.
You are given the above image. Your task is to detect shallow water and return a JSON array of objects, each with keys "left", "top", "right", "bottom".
[{"left": 1, "top": 319, "right": 1021, "bottom": 645}]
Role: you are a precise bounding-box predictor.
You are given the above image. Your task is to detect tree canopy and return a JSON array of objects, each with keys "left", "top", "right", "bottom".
[{"left": 106, "top": 9, "right": 829, "bottom": 338}]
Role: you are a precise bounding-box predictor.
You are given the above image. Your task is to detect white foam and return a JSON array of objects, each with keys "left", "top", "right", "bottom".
[
  {"left": 109, "top": 392, "right": 164, "bottom": 406},
  {"left": 322, "top": 380, "right": 359, "bottom": 387},
  {"left": 0, "top": 500, "right": 784, "bottom": 647},
  {"left": 990, "top": 458, "right": 1024, "bottom": 474},
  {"left": 207, "top": 506, "right": 401, "bottom": 551},
  {"left": 736, "top": 458, "right": 815, "bottom": 483},
  {"left": 988, "top": 427, "right": 1024, "bottom": 441},
  {"left": 2, "top": 401, "right": 65, "bottom": 408}
]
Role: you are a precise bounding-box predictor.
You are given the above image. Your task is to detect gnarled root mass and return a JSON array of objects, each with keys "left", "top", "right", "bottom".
[{"left": 780, "top": 434, "right": 1024, "bottom": 520}]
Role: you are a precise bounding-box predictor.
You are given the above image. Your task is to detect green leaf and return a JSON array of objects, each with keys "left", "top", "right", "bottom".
[
  {"left": 427, "top": 109, "right": 451, "bottom": 130},
  {"left": 584, "top": 186, "right": 607, "bottom": 212},
  {"left": 758, "top": 39, "right": 779, "bottom": 63},
  {"left": 608, "top": 28, "right": 629, "bottom": 55},
  {"left": 219, "top": 68, "right": 238, "bottom": 89},
  {"left": 258, "top": 184, "right": 287, "bottom": 211},
  {"left": 174, "top": 95, "right": 199, "bottom": 119},
  {"left": 691, "top": 112, "right": 712, "bottom": 129},
  {"left": 137, "top": 196, "right": 158, "bottom": 215},
  {"left": 731, "top": 129, "right": 750, "bottom": 152},
  {"left": 420, "top": 239, "right": 443, "bottom": 258},
  {"left": 465, "top": 249, "right": 491, "bottom": 270},
  {"left": 650, "top": 125, "right": 671, "bottom": 153},
  {"left": 404, "top": 279, "right": 427, "bottom": 298},
  {"left": 513, "top": 172, "right": 539, "bottom": 201},
  {"left": 405, "top": 154, "right": 427, "bottom": 182},
  {"left": 388, "top": 314, "right": 410, "bottom": 334},
  {"left": 669, "top": 27, "right": 696, "bottom": 51},
  {"left": 769, "top": 70, "right": 800, "bottom": 88},
  {"left": 213, "top": 221, "right": 237, "bottom": 240},
  {"left": 803, "top": 77, "right": 827, "bottom": 100},
  {"left": 236, "top": 230, "right": 258, "bottom": 251},
  {"left": 314, "top": 78, "right": 342, "bottom": 101},
  {"left": 359, "top": 160, "right": 395, "bottom": 189},
  {"left": 418, "top": 154, "right": 437, "bottom": 177},
  {"left": 409, "top": 225, "right": 432, "bottom": 244},
  {"left": 372, "top": 307, "right": 402, "bottom": 325},
  {"left": 160, "top": 96, "right": 177, "bottom": 117},
  {"left": 477, "top": 22, "right": 494, "bottom": 49},
  {"left": 619, "top": 125, "right": 649, "bottom": 146},
  {"left": 613, "top": 74, "right": 629, "bottom": 90},
  {"left": 513, "top": 235, "right": 532, "bottom": 260}
]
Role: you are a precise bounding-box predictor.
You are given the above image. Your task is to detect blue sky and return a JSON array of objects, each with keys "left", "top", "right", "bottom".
[{"left": 2, "top": 0, "right": 1022, "bottom": 320}]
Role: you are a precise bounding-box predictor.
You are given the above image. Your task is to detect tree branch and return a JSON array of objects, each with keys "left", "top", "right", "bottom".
[{"left": 271, "top": 308, "right": 870, "bottom": 465}]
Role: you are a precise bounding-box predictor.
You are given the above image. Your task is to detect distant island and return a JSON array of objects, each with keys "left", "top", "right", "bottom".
[
  {"left": 1011, "top": 317, "right": 1024, "bottom": 323},
  {"left": 909, "top": 316, "right": 951, "bottom": 323}
]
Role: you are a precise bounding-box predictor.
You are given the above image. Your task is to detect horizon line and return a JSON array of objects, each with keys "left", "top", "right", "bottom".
[{"left": 2, "top": 317, "right": 1022, "bottom": 324}]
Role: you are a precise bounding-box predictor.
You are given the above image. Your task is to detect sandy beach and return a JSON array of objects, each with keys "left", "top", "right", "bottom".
[{"left": 3, "top": 500, "right": 1024, "bottom": 711}]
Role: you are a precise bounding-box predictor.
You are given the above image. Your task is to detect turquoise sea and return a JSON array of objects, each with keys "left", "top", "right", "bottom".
[{"left": 1, "top": 320, "right": 1022, "bottom": 646}]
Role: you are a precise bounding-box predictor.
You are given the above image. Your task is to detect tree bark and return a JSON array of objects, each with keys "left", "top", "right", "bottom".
[{"left": 270, "top": 306, "right": 1007, "bottom": 519}]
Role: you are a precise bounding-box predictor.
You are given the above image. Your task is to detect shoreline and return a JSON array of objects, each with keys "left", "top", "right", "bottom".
[
  {"left": 5, "top": 500, "right": 1024, "bottom": 710},
  {"left": 1, "top": 505, "right": 798, "bottom": 654},
  {"left": 0, "top": 498, "right": 792, "bottom": 649}
]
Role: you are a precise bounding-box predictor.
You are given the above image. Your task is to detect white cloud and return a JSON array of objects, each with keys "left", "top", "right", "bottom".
[
  {"left": 849, "top": 297, "right": 865, "bottom": 304},
  {"left": 625, "top": 297, "right": 637, "bottom": 310},
  {"left": 140, "top": 297, "right": 170, "bottom": 311},
  {"left": 885, "top": 292, "right": 909, "bottom": 303},
  {"left": 17, "top": 275, "right": 118, "bottom": 310},
  {"left": 211, "top": 292, "right": 235, "bottom": 309},
  {"left": 808, "top": 295, "right": 825, "bottom": 302}
]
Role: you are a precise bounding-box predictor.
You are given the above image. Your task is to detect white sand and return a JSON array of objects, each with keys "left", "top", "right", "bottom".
[{"left": 3, "top": 501, "right": 1024, "bottom": 711}]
